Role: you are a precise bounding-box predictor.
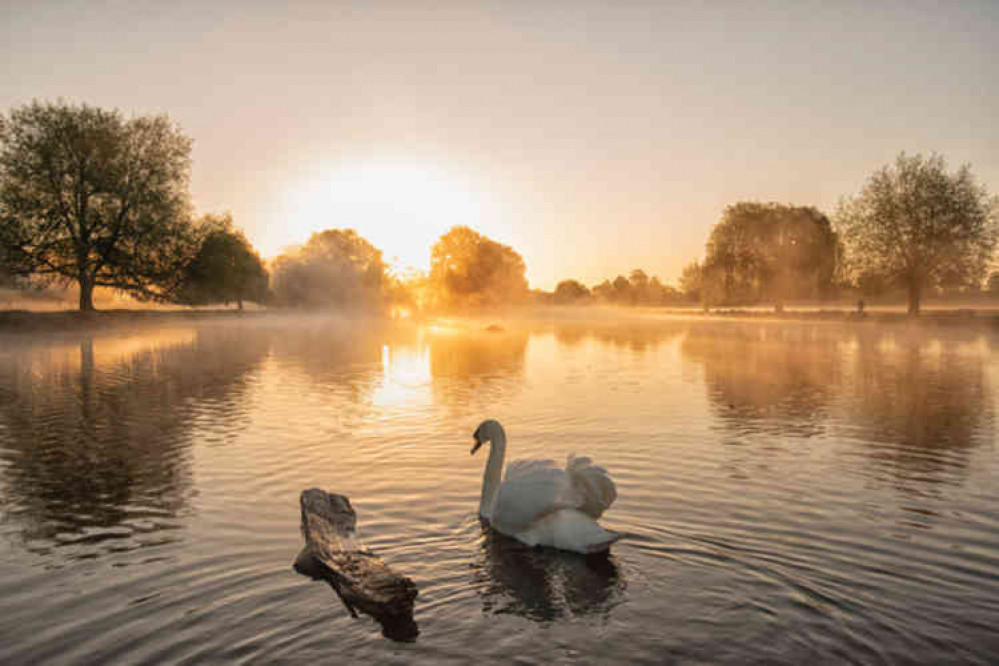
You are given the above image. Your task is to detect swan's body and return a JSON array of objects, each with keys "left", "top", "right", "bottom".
[{"left": 472, "top": 419, "right": 619, "bottom": 554}]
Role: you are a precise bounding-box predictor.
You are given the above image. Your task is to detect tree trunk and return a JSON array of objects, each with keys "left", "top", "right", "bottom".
[
  {"left": 78, "top": 273, "right": 95, "bottom": 312},
  {"left": 907, "top": 279, "right": 921, "bottom": 316}
]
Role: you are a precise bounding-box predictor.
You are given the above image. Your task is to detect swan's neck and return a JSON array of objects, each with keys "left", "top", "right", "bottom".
[{"left": 479, "top": 433, "right": 506, "bottom": 520}]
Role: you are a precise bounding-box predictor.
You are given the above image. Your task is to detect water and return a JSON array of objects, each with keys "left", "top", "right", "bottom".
[{"left": 0, "top": 314, "right": 997, "bottom": 664}]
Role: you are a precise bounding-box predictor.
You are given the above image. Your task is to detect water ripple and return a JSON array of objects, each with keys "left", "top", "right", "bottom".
[{"left": 1, "top": 318, "right": 998, "bottom": 664}]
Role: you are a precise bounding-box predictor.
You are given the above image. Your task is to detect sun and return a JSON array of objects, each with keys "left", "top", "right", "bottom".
[{"left": 276, "top": 159, "right": 497, "bottom": 273}]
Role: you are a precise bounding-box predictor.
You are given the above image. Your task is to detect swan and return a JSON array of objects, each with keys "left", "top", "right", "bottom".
[{"left": 471, "top": 419, "right": 619, "bottom": 554}]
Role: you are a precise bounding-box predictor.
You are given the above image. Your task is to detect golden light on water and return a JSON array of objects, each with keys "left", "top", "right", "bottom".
[{"left": 373, "top": 341, "right": 432, "bottom": 409}]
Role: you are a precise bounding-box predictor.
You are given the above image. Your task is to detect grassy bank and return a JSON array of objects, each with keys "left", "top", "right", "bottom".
[
  {"left": 0, "top": 308, "right": 265, "bottom": 334},
  {"left": 683, "top": 307, "right": 999, "bottom": 329},
  {"left": 3, "top": 304, "right": 999, "bottom": 335}
]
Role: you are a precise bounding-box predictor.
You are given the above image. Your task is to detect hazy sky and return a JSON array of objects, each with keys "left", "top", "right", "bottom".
[{"left": 3, "top": 1, "right": 997, "bottom": 289}]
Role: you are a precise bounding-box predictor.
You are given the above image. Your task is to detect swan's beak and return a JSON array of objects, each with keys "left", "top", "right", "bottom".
[{"left": 471, "top": 439, "right": 483, "bottom": 455}]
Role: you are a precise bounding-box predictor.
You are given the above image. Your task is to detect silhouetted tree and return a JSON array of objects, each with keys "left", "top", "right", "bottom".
[
  {"left": 587, "top": 270, "right": 680, "bottom": 306},
  {"left": 679, "top": 261, "right": 703, "bottom": 303},
  {"left": 177, "top": 213, "right": 269, "bottom": 309},
  {"left": 554, "top": 279, "right": 591, "bottom": 304},
  {"left": 0, "top": 252, "right": 17, "bottom": 288},
  {"left": 611, "top": 275, "right": 631, "bottom": 303},
  {"left": 429, "top": 226, "right": 528, "bottom": 310},
  {"left": 702, "top": 202, "right": 838, "bottom": 308},
  {"left": 836, "top": 153, "right": 998, "bottom": 315},
  {"left": 648, "top": 276, "right": 680, "bottom": 305},
  {"left": 988, "top": 271, "right": 999, "bottom": 296},
  {"left": 0, "top": 101, "right": 195, "bottom": 310},
  {"left": 591, "top": 279, "right": 613, "bottom": 303},
  {"left": 271, "top": 228, "right": 387, "bottom": 310},
  {"left": 628, "top": 269, "right": 650, "bottom": 303}
]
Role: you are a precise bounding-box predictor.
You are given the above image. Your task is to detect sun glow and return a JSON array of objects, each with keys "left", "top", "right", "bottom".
[{"left": 277, "top": 160, "right": 500, "bottom": 273}]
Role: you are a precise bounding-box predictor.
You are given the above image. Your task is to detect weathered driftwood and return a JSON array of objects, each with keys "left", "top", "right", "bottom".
[{"left": 294, "top": 488, "right": 418, "bottom": 641}]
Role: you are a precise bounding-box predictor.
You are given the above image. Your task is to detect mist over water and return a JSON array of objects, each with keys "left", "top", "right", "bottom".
[{"left": 1, "top": 315, "right": 997, "bottom": 664}]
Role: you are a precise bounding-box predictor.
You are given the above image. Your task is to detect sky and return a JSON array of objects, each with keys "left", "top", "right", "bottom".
[{"left": 2, "top": 0, "right": 997, "bottom": 290}]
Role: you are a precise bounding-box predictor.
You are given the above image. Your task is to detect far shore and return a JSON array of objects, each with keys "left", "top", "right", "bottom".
[
  {"left": 0, "top": 308, "right": 271, "bottom": 334},
  {"left": 2, "top": 303, "right": 999, "bottom": 334}
]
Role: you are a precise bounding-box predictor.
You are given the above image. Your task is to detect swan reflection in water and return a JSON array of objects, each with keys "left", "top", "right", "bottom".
[{"left": 471, "top": 521, "right": 625, "bottom": 622}]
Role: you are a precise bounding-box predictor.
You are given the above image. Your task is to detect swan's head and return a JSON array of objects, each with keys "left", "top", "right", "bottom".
[{"left": 471, "top": 419, "right": 505, "bottom": 455}]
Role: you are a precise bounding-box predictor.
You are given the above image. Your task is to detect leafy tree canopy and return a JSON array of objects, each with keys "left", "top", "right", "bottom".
[
  {"left": 429, "top": 226, "right": 528, "bottom": 310},
  {"left": 177, "top": 213, "right": 269, "bottom": 309},
  {"left": 554, "top": 279, "right": 591, "bottom": 304},
  {"left": 271, "top": 228, "right": 387, "bottom": 310},
  {"left": 0, "top": 100, "right": 195, "bottom": 310},
  {"left": 679, "top": 261, "right": 704, "bottom": 302},
  {"left": 702, "top": 201, "right": 838, "bottom": 306},
  {"left": 836, "top": 152, "right": 998, "bottom": 314},
  {"left": 586, "top": 270, "right": 681, "bottom": 306}
]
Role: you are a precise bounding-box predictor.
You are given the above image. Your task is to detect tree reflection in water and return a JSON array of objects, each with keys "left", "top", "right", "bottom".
[
  {"left": 0, "top": 326, "right": 269, "bottom": 554},
  {"left": 679, "top": 320, "right": 994, "bottom": 494},
  {"left": 841, "top": 329, "right": 993, "bottom": 495},
  {"left": 681, "top": 322, "right": 840, "bottom": 438},
  {"left": 552, "top": 320, "right": 685, "bottom": 353}
]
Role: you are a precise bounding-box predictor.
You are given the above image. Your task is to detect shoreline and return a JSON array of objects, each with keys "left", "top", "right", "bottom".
[
  {"left": 678, "top": 307, "right": 999, "bottom": 329},
  {"left": 2, "top": 305, "right": 998, "bottom": 334},
  {"left": 0, "top": 308, "right": 268, "bottom": 334}
]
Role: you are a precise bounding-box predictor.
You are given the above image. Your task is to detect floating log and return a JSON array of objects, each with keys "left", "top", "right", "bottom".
[{"left": 294, "top": 488, "right": 418, "bottom": 641}]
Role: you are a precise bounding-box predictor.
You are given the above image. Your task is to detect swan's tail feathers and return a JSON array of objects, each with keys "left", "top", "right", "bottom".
[
  {"left": 566, "top": 453, "right": 617, "bottom": 519},
  {"left": 584, "top": 529, "right": 621, "bottom": 554},
  {"left": 519, "top": 508, "right": 621, "bottom": 554}
]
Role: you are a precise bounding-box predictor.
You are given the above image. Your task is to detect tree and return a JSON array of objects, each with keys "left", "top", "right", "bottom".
[
  {"left": 988, "top": 271, "right": 999, "bottom": 297},
  {"left": 384, "top": 267, "right": 428, "bottom": 316},
  {"left": 628, "top": 269, "right": 649, "bottom": 304},
  {"left": 592, "top": 279, "right": 614, "bottom": 303},
  {"left": 702, "top": 202, "right": 838, "bottom": 307},
  {"left": 177, "top": 213, "right": 269, "bottom": 309},
  {"left": 271, "top": 228, "right": 387, "bottom": 310},
  {"left": 429, "top": 226, "right": 528, "bottom": 310},
  {"left": 837, "top": 153, "right": 998, "bottom": 315},
  {"left": 648, "top": 276, "right": 680, "bottom": 306},
  {"left": 554, "top": 279, "right": 591, "bottom": 304},
  {"left": 0, "top": 100, "right": 195, "bottom": 311},
  {"left": 679, "top": 261, "right": 703, "bottom": 303},
  {"left": 611, "top": 275, "right": 631, "bottom": 304}
]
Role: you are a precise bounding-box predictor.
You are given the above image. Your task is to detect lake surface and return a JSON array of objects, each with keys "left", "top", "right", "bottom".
[{"left": 1, "top": 314, "right": 997, "bottom": 664}]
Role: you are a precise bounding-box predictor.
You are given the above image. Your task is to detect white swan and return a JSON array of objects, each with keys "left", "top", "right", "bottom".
[{"left": 471, "top": 419, "right": 619, "bottom": 554}]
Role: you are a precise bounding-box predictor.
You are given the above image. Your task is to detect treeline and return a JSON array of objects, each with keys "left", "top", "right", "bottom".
[
  {"left": 0, "top": 101, "right": 532, "bottom": 314},
  {"left": 546, "top": 272, "right": 684, "bottom": 307},
  {"left": 2, "top": 101, "right": 997, "bottom": 316},
  {"left": 0, "top": 101, "right": 269, "bottom": 311}
]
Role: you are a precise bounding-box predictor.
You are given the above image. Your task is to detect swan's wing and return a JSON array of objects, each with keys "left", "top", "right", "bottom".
[
  {"left": 490, "top": 459, "right": 571, "bottom": 535},
  {"left": 565, "top": 454, "right": 617, "bottom": 519},
  {"left": 491, "top": 455, "right": 617, "bottom": 535},
  {"left": 504, "top": 457, "right": 558, "bottom": 481}
]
